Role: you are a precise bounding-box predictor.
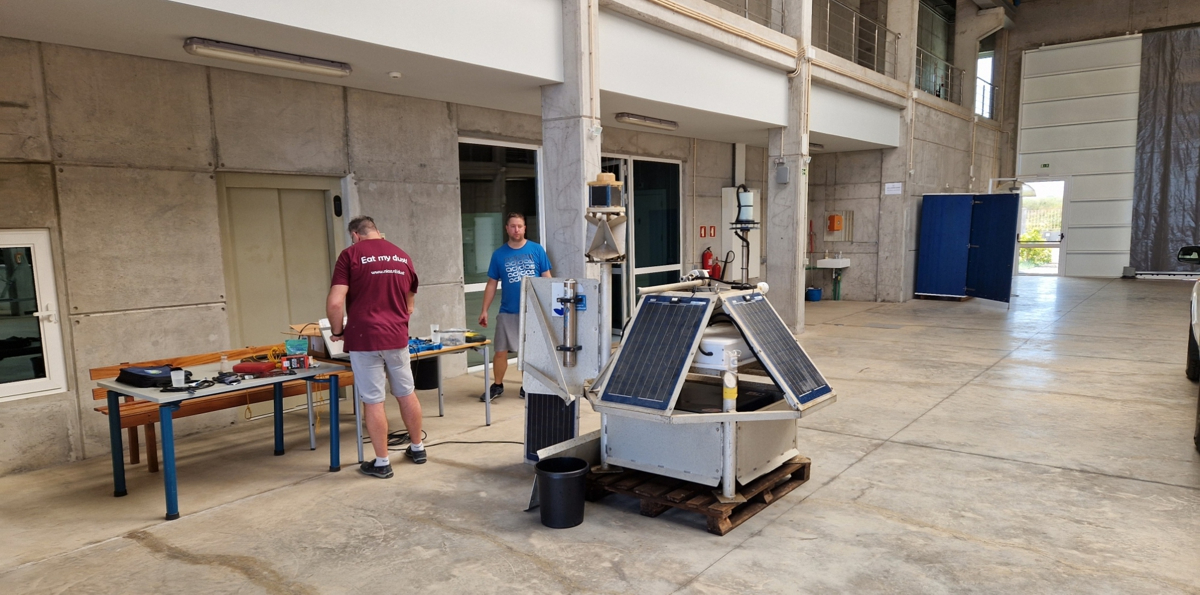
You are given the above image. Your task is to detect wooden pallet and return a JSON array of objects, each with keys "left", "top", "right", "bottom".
[
  {"left": 913, "top": 294, "right": 971, "bottom": 302},
  {"left": 585, "top": 456, "right": 811, "bottom": 536}
]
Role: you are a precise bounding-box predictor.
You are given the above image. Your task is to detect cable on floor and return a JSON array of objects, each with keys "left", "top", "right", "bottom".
[{"left": 364, "top": 431, "right": 524, "bottom": 451}]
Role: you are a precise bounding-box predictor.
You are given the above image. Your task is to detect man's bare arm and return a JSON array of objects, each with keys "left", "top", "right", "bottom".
[
  {"left": 479, "top": 278, "right": 498, "bottom": 327},
  {"left": 326, "top": 284, "right": 349, "bottom": 340}
]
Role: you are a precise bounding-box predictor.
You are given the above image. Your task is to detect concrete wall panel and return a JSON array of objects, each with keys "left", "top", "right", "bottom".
[
  {"left": 809, "top": 154, "right": 835, "bottom": 186},
  {"left": 601, "top": 128, "right": 692, "bottom": 160},
  {"left": 57, "top": 167, "right": 225, "bottom": 313},
  {"left": 354, "top": 180, "right": 464, "bottom": 287},
  {"left": 0, "top": 38, "right": 50, "bottom": 162},
  {"left": 0, "top": 394, "right": 79, "bottom": 476},
  {"left": 696, "top": 140, "right": 733, "bottom": 180},
  {"left": 914, "top": 107, "right": 973, "bottom": 152},
  {"left": 348, "top": 89, "right": 456, "bottom": 183},
  {"left": 824, "top": 197, "right": 880, "bottom": 244},
  {"left": 834, "top": 151, "right": 882, "bottom": 185},
  {"left": 211, "top": 69, "right": 346, "bottom": 175},
  {"left": 408, "top": 282, "right": 467, "bottom": 376},
  {"left": 42, "top": 46, "right": 211, "bottom": 169},
  {"left": 0, "top": 163, "right": 56, "bottom": 227},
  {"left": 70, "top": 305, "right": 231, "bottom": 458},
  {"left": 455, "top": 105, "right": 542, "bottom": 144},
  {"left": 407, "top": 184, "right": 466, "bottom": 287}
]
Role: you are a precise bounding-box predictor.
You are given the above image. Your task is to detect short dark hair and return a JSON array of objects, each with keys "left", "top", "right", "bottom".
[
  {"left": 348, "top": 216, "right": 377, "bottom": 235},
  {"left": 505, "top": 212, "right": 526, "bottom": 225}
]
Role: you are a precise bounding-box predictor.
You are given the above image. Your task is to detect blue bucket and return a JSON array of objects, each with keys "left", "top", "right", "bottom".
[{"left": 805, "top": 287, "right": 822, "bottom": 302}]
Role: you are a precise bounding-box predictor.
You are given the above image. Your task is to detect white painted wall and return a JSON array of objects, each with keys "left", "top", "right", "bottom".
[
  {"left": 809, "top": 84, "right": 902, "bottom": 148},
  {"left": 168, "top": 0, "right": 564, "bottom": 81},
  {"left": 598, "top": 12, "right": 788, "bottom": 126},
  {"left": 1018, "top": 35, "right": 1141, "bottom": 277}
]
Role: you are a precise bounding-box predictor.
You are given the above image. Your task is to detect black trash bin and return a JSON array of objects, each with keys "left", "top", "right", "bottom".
[
  {"left": 535, "top": 457, "right": 589, "bottom": 528},
  {"left": 411, "top": 357, "right": 440, "bottom": 391}
]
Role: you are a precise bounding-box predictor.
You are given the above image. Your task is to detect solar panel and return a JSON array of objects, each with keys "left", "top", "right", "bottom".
[
  {"left": 601, "top": 294, "right": 712, "bottom": 411},
  {"left": 723, "top": 292, "right": 831, "bottom": 406}
]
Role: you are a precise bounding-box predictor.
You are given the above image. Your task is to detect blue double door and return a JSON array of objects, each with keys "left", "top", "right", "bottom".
[{"left": 916, "top": 194, "right": 1020, "bottom": 303}]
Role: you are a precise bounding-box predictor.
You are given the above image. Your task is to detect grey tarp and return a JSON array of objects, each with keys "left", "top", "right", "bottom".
[{"left": 1131, "top": 27, "right": 1200, "bottom": 272}]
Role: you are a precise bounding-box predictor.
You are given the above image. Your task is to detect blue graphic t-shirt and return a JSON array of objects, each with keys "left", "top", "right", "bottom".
[{"left": 487, "top": 241, "right": 552, "bottom": 313}]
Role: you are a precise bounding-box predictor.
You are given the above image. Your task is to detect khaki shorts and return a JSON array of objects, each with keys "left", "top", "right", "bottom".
[
  {"left": 349, "top": 349, "right": 415, "bottom": 404},
  {"left": 494, "top": 312, "right": 520, "bottom": 353}
]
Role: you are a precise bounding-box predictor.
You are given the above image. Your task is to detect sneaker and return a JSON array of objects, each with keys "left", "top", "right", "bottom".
[
  {"left": 358, "top": 460, "right": 393, "bottom": 479},
  {"left": 479, "top": 383, "right": 504, "bottom": 402},
  {"left": 405, "top": 446, "right": 427, "bottom": 465},
  {"left": 519, "top": 387, "right": 526, "bottom": 399}
]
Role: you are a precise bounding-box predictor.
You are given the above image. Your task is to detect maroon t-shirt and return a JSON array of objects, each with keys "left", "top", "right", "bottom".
[{"left": 330, "top": 239, "right": 419, "bottom": 352}]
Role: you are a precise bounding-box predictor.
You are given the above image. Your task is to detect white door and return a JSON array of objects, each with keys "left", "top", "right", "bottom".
[
  {"left": 218, "top": 174, "right": 344, "bottom": 416},
  {"left": 0, "top": 230, "right": 67, "bottom": 401},
  {"left": 1018, "top": 35, "right": 1141, "bottom": 277}
]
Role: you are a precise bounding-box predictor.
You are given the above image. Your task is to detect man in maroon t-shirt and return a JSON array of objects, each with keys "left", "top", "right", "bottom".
[{"left": 326, "top": 216, "right": 424, "bottom": 478}]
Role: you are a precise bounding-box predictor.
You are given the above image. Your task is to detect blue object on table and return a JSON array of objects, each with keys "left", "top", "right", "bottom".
[
  {"left": 805, "top": 287, "right": 822, "bottom": 302},
  {"left": 408, "top": 338, "right": 443, "bottom": 354}
]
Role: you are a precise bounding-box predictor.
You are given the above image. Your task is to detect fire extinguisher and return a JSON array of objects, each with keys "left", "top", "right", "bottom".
[
  {"left": 711, "top": 261, "right": 722, "bottom": 281},
  {"left": 701, "top": 247, "right": 714, "bottom": 274}
]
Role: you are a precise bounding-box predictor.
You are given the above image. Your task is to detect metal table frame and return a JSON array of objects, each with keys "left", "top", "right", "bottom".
[
  {"left": 97, "top": 363, "right": 347, "bottom": 520},
  {"left": 340, "top": 341, "right": 493, "bottom": 464}
]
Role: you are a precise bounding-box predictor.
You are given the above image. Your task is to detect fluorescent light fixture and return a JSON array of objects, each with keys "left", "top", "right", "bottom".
[
  {"left": 614, "top": 112, "right": 678, "bottom": 131},
  {"left": 184, "top": 37, "right": 351, "bottom": 78},
  {"left": 809, "top": 142, "right": 825, "bottom": 151}
]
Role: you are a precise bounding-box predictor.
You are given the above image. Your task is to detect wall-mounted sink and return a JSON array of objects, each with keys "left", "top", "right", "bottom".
[{"left": 815, "top": 258, "right": 851, "bottom": 269}]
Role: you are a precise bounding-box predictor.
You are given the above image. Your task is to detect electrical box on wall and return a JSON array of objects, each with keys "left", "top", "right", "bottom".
[
  {"left": 721, "top": 187, "right": 761, "bottom": 280},
  {"left": 824, "top": 210, "right": 854, "bottom": 243}
]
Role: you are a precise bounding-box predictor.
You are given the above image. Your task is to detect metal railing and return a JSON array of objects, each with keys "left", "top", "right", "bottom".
[
  {"left": 702, "top": 0, "right": 784, "bottom": 32},
  {"left": 916, "top": 47, "right": 963, "bottom": 105},
  {"left": 975, "top": 77, "right": 996, "bottom": 119},
  {"left": 812, "top": 0, "right": 898, "bottom": 78}
]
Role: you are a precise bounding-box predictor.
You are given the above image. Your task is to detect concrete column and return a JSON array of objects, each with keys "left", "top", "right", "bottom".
[
  {"left": 877, "top": 0, "right": 921, "bottom": 302},
  {"left": 765, "top": 0, "right": 809, "bottom": 332},
  {"left": 541, "top": 0, "right": 602, "bottom": 279}
]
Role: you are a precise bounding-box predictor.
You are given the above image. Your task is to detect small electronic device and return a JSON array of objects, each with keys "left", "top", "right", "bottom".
[
  {"left": 281, "top": 355, "right": 311, "bottom": 371},
  {"left": 215, "top": 371, "right": 241, "bottom": 385}
]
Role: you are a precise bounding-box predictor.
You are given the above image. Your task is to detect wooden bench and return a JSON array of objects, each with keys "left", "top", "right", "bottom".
[{"left": 91, "top": 345, "right": 354, "bottom": 473}]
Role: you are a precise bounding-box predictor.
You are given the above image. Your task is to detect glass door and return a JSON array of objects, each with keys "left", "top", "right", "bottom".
[
  {"left": 459, "top": 140, "right": 541, "bottom": 367},
  {"left": 1016, "top": 179, "right": 1066, "bottom": 276},
  {"left": 605, "top": 155, "right": 683, "bottom": 330}
]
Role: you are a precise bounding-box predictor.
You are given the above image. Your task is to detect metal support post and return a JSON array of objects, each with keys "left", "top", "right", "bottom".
[
  {"left": 273, "top": 382, "right": 284, "bottom": 456},
  {"left": 160, "top": 402, "right": 181, "bottom": 520},
  {"left": 106, "top": 390, "right": 127, "bottom": 497}
]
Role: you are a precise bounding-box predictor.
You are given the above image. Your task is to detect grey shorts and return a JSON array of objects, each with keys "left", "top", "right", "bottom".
[
  {"left": 349, "top": 349, "right": 415, "bottom": 404},
  {"left": 494, "top": 312, "right": 520, "bottom": 353}
]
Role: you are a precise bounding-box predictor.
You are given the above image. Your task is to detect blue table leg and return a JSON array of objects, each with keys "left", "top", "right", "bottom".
[
  {"left": 328, "top": 375, "right": 341, "bottom": 472},
  {"left": 160, "top": 403, "right": 181, "bottom": 520},
  {"left": 106, "top": 391, "right": 127, "bottom": 497},
  {"left": 273, "top": 382, "right": 284, "bottom": 456}
]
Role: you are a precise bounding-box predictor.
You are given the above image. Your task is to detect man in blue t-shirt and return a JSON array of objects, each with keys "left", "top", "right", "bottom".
[{"left": 478, "top": 212, "right": 552, "bottom": 401}]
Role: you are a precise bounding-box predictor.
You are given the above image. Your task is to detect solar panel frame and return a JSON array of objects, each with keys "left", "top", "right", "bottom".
[
  {"left": 721, "top": 292, "right": 832, "bottom": 409},
  {"left": 597, "top": 293, "right": 714, "bottom": 413}
]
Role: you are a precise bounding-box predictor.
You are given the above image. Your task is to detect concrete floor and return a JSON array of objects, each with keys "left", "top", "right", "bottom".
[{"left": 2, "top": 276, "right": 1198, "bottom": 594}]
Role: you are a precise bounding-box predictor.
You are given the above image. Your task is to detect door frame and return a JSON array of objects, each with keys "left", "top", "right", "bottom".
[
  {"left": 990, "top": 176, "right": 1070, "bottom": 277},
  {"left": 215, "top": 173, "right": 345, "bottom": 348},
  {"left": 0, "top": 229, "right": 67, "bottom": 402},
  {"left": 457, "top": 137, "right": 544, "bottom": 371},
  {"left": 603, "top": 153, "right": 685, "bottom": 326}
]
